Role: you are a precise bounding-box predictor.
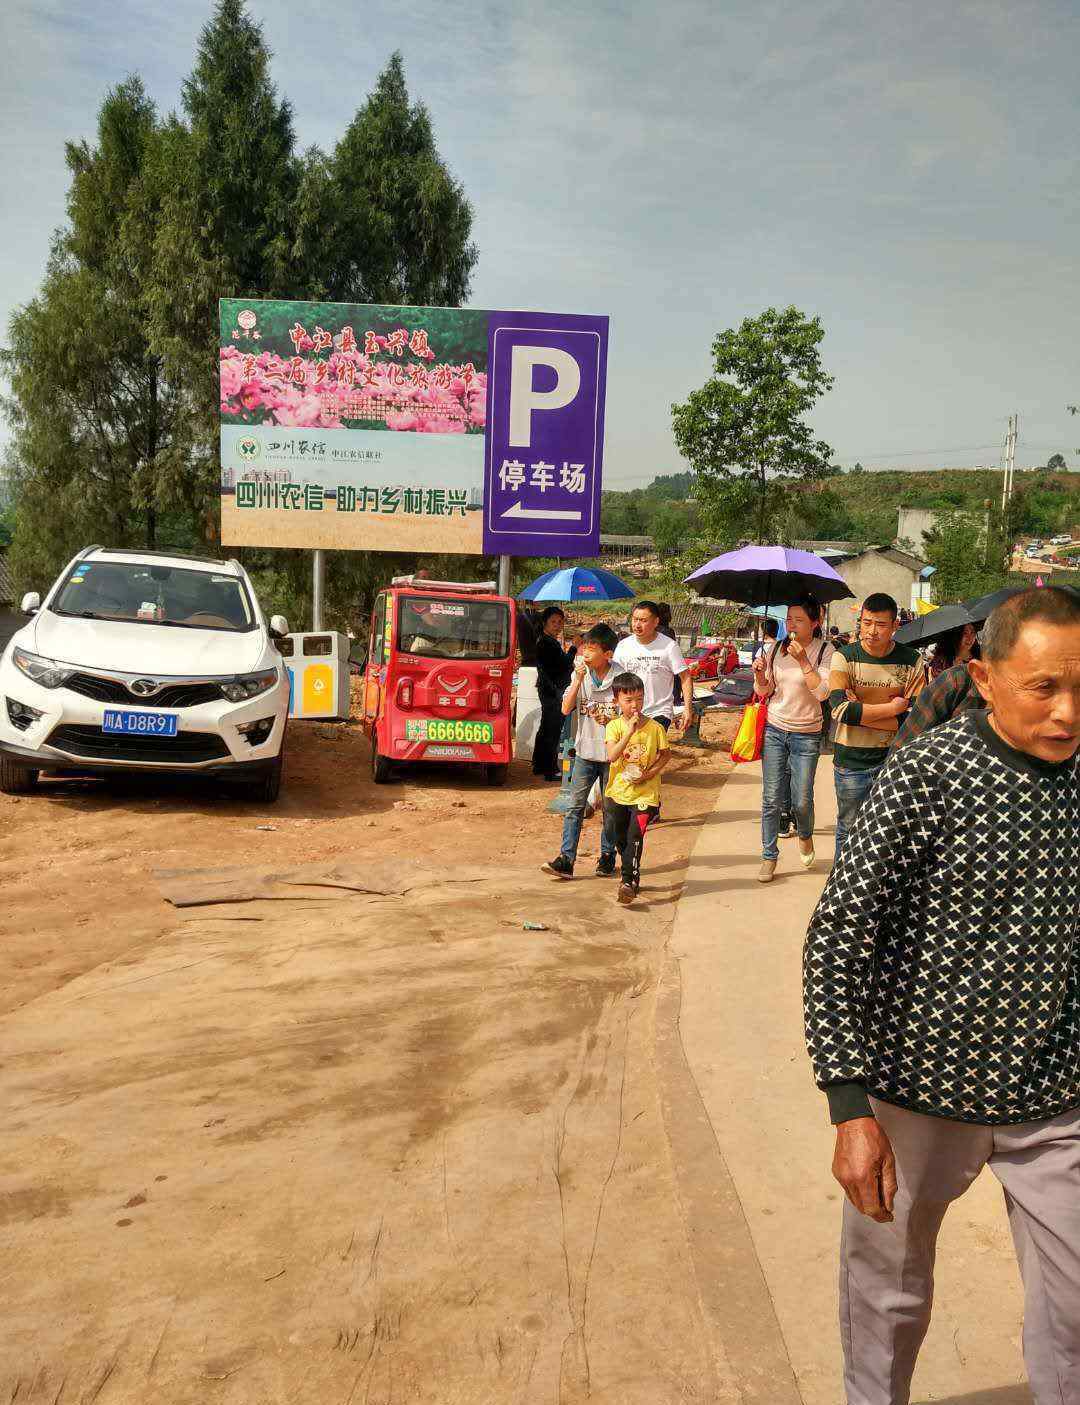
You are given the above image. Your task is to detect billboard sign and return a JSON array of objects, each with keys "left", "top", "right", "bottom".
[
  {"left": 482, "top": 311, "right": 607, "bottom": 557},
  {"left": 218, "top": 299, "right": 608, "bottom": 557}
]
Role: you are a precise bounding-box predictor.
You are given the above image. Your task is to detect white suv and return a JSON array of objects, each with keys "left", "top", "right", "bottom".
[{"left": 0, "top": 547, "right": 291, "bottom": 801}]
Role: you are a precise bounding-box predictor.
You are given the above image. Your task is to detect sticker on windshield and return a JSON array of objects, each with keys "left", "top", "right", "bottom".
[
  {"left": 211, "top": 575, "right": 234, "bottom": 584},
  {"left": 429, "top": 603, "right": 466, "bottom": 617}
]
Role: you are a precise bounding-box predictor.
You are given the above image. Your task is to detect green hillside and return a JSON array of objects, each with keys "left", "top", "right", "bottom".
[{"left": 602, "top": 467, "right": 1080, "bottom": 549}]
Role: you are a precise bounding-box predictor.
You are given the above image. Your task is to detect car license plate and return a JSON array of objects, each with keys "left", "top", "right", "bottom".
[
  {"left": 102, "top": 709, "right": 179, "bottom": 737},
  {"left": 405, "top": 719, "right": 494, "bottom": 744}
]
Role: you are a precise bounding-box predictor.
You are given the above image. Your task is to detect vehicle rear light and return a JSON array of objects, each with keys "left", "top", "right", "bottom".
[
  {"left": 487, "top": 686, "right": 502, "bottom": 712},
  {"left": 397, "top": 679, "right": 413, "bottom": 708}
]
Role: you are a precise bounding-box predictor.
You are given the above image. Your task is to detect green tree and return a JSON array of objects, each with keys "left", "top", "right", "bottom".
[
  {"left": 298, "top": 54, "right": 477, "bottom": 307},
  {"left": 924, "top": 510, "right": 1006, "bottom": 603},
  {"left": 849, "top": 460, "right": 866, "bottom": 475},
  {"left": 3, "top": 78, "right": 191, "bottom": 590},
  {"left": 147, "top": 0, "right": 299, "bottom": 535},
  {"left": 1046, "top": 452, "right": 1068, "bottom": 472},
  {"left": 4, "top": 2, "right": 481, "bottom": 623},
  {"left": 671, "top": 306, "right": 835, "bottom": 544}
]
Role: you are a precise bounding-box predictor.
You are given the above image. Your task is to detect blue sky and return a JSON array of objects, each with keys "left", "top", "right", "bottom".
[{"left": 2, "top": 0, "right": 1077, "bottom": 487}]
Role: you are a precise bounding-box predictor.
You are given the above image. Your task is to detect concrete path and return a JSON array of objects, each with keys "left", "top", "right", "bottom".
[{"left": 671, "top": 757, "right": 1034, "bottom": 1405}]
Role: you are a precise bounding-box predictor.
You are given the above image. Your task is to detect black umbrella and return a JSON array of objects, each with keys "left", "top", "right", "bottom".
[
  {"left": 894, "top": 604, "right": 974, "bottom": 647},
  {"left": 960, "top": 586, "right": 1028, "bottom": 621}
]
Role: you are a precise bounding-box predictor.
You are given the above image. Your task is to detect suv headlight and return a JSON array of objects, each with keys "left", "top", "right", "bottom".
[
  {"left": 220, "top": 669, "right": 279, "bottom": 704},
  {"left": 12, "top": 647, "right": 75, "bottom": 689}
]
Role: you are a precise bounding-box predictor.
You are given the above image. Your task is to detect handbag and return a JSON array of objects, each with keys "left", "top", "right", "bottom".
[{"left": 730, "top": 697, "right": 769, "bottom": 764}]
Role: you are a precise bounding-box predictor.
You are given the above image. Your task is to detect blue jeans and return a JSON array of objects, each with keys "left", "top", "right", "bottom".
[
  {"left": 833, "top": 764, "right": 881, "bottom": 859},
  {"left": 560, "top": 757, "right": 616, "bottom": 864},
  {"left": 761, "top": 725, "right": 823, "bottom": 860}
]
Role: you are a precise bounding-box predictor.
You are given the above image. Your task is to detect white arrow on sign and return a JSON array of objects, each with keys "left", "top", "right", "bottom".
[{"left": 501, "top": 501, "right": 583, "bottom": 522}]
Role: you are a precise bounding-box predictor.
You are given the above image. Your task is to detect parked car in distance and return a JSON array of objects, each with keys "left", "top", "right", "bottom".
[
  {"left": 0, "top": 547, "right": 291, "bottom": 800},
  {"left": 686, "top": 642, "right": 738, "bottom": 681},
  {"left": 707, "top": 665, "right": 757, "bottom": 710},
  {"left": 1051, "top": 534, "right": 1073, "bottom": 546}
]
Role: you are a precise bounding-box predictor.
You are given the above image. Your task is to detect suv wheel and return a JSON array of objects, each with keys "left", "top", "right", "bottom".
[
  {"left": 251, "top": 747, "right": 284, "bottom": 804},
  {"left": 0, "top": 756, "right": 38, "bottom": 795},
  {"left": 485, "top": 763, "right": 509, "bottom": 787}
]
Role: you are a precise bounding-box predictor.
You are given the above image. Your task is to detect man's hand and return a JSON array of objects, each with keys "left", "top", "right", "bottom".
[
  {"left": 573, "top": 655, "right": 589, "bottom": 678},
  {"left": 888, "top": 694, "right": 910, "bottom": 716},
  {"left": 832, "top": 1117, "right": 897, "bottom": 1223}
]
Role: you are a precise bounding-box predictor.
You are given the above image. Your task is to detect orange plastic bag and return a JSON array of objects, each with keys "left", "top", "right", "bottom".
[{"left": 730, "top": 700, "right": 768, "bottom": 764}]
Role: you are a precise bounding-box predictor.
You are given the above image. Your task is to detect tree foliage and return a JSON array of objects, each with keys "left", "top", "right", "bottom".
[
  {"left": 671, "top": 307, "right": 835, "bottom": 543},
  {"left": 924, "top": 510, "right": 1006, "bottom": 603},
  {"left": 3, "top": 1, "right": 478, "bottom": 625},
  {"left": 2, "top": 77, "right": 192, "bottom": 588}
]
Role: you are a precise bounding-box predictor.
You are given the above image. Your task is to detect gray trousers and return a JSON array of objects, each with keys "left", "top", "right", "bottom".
[{"left": 841, "top": 1096, "right": 1080, "bottom": 1405}]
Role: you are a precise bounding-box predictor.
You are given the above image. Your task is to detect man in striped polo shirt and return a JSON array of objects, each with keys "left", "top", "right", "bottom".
[{"left": 828, "top": 593, "right": 925, "bottom": 858}]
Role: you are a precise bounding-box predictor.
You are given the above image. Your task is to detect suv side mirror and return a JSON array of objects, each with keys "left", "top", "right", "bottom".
[
  {"left": 21, "top": 592, "right": 40, "bottom": 616},
  {"left": 269, "top": 614, "right": 289, "bottom": 638}
]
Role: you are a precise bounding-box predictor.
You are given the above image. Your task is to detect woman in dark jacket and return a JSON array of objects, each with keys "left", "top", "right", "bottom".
[{"left": 533, "top": 606, "right": 574, "bottom": 780}]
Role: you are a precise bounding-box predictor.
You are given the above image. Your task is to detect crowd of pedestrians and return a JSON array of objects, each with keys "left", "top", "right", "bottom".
[
  {"left": 533, "top": 577, "right": 1080, "bottom": 1400},
  {"left": 538, "top": 599, "right": 691, "bottom": 903}
]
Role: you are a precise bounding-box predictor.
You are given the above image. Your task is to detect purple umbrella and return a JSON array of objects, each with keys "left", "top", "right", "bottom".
[{"left": 684, "top": 546, "right": 855, "bottom": 607}]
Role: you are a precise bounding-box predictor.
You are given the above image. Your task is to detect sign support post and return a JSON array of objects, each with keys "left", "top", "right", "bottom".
[
  {"left": 312, "top": 549, "right": 325, "bottom": 631},
  {"left": 497, "top": 554, "right": 511, "bottom": 597}
]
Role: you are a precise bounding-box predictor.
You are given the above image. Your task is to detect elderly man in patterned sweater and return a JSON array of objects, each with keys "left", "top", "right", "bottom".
[{"left": 804, "top": 587, "right": 1080, "bottom": 1405}]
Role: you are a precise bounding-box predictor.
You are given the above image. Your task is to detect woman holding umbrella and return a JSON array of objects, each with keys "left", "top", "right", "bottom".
[{"left": 752, "top": 596, "right": 833, "bottom": 881}]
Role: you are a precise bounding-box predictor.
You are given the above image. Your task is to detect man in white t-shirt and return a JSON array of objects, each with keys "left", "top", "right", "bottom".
[{"left": 612, "top": 601, "right": 693, "bottom": 733}]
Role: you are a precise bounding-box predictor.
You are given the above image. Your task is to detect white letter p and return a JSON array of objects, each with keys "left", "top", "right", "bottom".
[{"left": 508, "top": 346, "right": 581, "bottom": 448}]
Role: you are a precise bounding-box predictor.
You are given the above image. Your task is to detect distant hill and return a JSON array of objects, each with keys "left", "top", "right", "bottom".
[{"left": 601, "top": 467, "right": 1080, "bottom": 548}]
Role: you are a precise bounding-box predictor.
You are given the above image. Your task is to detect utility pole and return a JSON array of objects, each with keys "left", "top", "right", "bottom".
[{"left": 1001, "top": 414, "right": 1019, "bottom": 517}]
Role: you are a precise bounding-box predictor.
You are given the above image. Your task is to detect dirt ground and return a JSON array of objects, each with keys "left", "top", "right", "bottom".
[{"left": 0, "top": 706, "right": 744, "bottom": 1404}]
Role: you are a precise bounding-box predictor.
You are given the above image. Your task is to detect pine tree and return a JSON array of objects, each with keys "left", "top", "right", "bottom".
[
  {"left": 3, "top": 78, "right": 183, "bottom": 586},
  {"left": 299, "top": 53, "right": 477, "bottom": 306},
  {"left": 147, "top": 0, "right": 299, "bottom": 535}
]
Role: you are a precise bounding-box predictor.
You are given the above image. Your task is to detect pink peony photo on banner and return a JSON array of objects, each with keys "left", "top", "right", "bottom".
[{"left": 218, "top": 300, "right": 488, "bottom": 434}]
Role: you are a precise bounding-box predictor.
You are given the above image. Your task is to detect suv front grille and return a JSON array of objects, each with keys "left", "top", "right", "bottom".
[
  {"left": 46, "top": 724, "right": 230, "bottom": 764},
  {"left": 64, "top": 674, "right": 224, "bottom": 708}
]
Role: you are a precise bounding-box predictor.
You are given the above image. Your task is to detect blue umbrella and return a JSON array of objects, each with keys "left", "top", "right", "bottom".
[{"left": 518, "top": 565, "right": 636, "bottom": 602}]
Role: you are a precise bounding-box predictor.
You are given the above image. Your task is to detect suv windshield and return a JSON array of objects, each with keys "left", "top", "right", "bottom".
[
  {"left": 397, "top": 596, "right": 510, "bottom": 660},
  {"left": 52, "top": 561, "right": 255, "bottom": 632}
]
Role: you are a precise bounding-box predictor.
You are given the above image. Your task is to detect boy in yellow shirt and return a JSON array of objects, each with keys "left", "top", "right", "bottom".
[{"left": 605, "top": 672, "right": 673, "bottom": 905}]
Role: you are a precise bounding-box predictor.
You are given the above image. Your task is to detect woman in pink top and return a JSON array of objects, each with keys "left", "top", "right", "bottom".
[{"left": 751, "top": 596, "right": 833, "bottom": 882}]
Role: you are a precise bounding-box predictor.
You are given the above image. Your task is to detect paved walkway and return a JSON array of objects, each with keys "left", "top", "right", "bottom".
[{"left": 671, "top": 756, "right": 1034, "bottom": 1405}]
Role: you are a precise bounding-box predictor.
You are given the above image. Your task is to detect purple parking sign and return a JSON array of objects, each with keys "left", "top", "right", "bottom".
[{"left": 483, "top": 310, "right": 608, "bottom": 557}]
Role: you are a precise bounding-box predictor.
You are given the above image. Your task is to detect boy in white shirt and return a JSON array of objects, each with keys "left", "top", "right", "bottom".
[{"left": 541, "top": 624, "right": 620, "bottom": 879}]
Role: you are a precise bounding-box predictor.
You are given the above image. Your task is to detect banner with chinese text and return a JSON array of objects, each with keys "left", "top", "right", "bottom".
[{"left": 219, "top": 298, "right": 608, "bottom": 556}]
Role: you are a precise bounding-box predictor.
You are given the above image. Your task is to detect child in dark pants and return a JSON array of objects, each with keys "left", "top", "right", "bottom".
[{"left": 604, "top": 672, "right": 672, "bottom": 905}]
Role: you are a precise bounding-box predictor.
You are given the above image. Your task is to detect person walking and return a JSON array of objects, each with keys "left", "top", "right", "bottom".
[
  {"left": 804, "top": 587, "right": 1080, "bottom": 1405},
  {"left": 891, "top": 657, "right": 985, "bottom": 751},
  {"left": 603, "top": 672, "right": 673, "bottom": 904},
  {"left": 612, "top": 600, "right": 693, "bottom": 734},
  {"left": 753, "top": 596, "right": 833, "bottom": 882},
  {"left": 827, "top": 593, "right": 925, "bottom": 858},
  {"left": 533, "top": 606, "right": 573, "bottom": 781},
  {"left": 540, "top": 624, "right": 619, "bottom": 878}
]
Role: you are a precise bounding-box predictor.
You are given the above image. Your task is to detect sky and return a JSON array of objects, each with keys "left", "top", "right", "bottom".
[{"left": 1, "top": 0, "right": 1078, "bottom": 488}]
